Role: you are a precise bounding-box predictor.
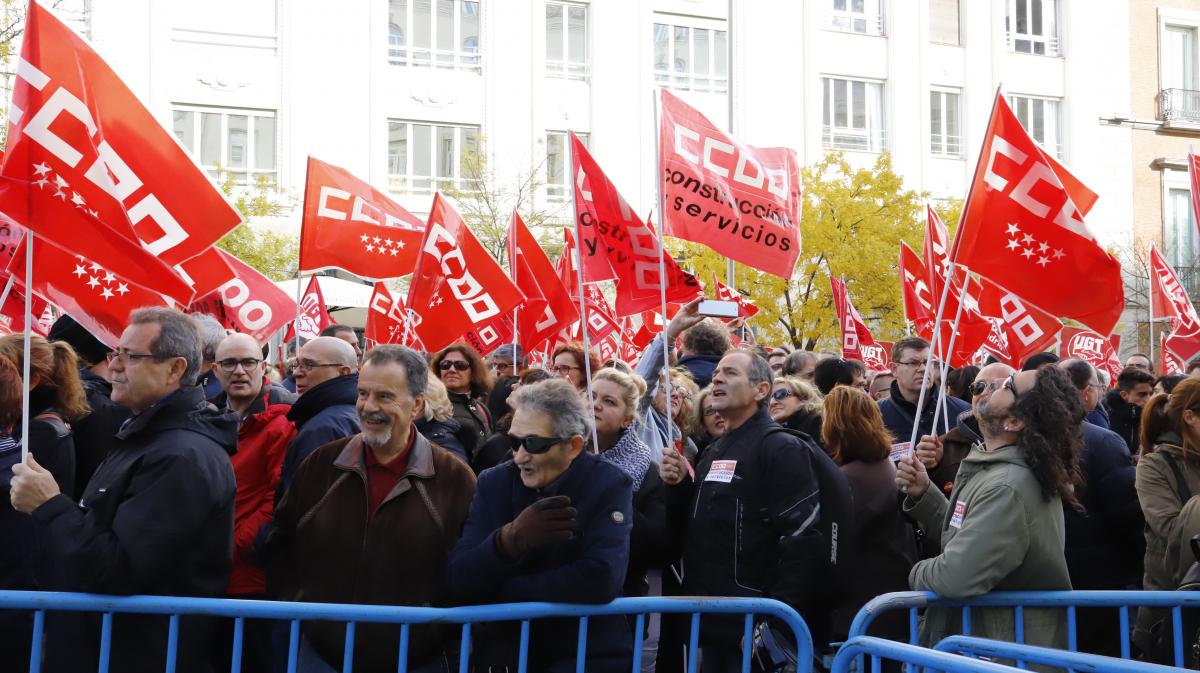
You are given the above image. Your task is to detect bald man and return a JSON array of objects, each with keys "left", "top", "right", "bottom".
[
  {"left": 210, "top": 333, "right": 298, "bottom": 671},
  {"left": 276, "top": 337, "right": 361, "bottom": 500}
]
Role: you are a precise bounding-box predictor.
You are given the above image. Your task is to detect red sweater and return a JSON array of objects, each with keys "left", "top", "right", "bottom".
[{"left": 228, "top": 390, "right": 296, "bottom": 596}]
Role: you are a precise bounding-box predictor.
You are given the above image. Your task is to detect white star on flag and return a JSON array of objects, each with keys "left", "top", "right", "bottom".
[
  {"left": 1053, "top": 249, "right": 1065, "bottom": 259},
  {"left": 395, "top": 240, "right": 405, "bottom": 249},
  {"left": 360, "top": 234, "right": 369, "bottom": 243},
  {"left": 100, "top": 287, "right": 114, "bottom": 299},
  {"left": 86, "top": 276, "right": 101, "bottom": 289},
  {"left": 103, "top": 272, "right": 116, "bottom": 283},
  {"left": 116, "top": 283, "right": 129, "bottom": 295},
  {"left": 1006, "top": 223, "right": 1021, "bottom": 236},
  {"left": 1020, "top": 248, "right": 1034, "bottom": 259},
  {"left": 71, "top": 192, "right": 86, "bottom": 207},
  {"left": 372, "top": 236, "right": 382, "bottom": 245},
  {"left": 34, "top": 178, "right": 49, "bottom": 190},
  {"left": 385, "top": 239, "right": 395, "bottom": 248},
  {"left": 1006, "top": 239, "right": 1020, "bottom": 251},
  {"left": 53, "top": 189, "right": 67, "bottom": 201},
  {"left": 90, "top": 263, "right": 103, "bottom": 273},
  {"left": 54, "top": 175, "right": 69, "bottom": 189},
  {"left": 1021, "top": 233, "right": 1035, "bottom": 245},
  {"left": 32, "top": 162, "right": 51, "bottom": 177},
  {"left": 1037, "top": 242, "right": 1049, "bottom": 253},
  {"left": 366, "top": 244, "right": 375, "bottom": 253},
  {"left": 389, "top": 248, "right": 398, "bottom": 256},
  {"left": 72, "top": 264, "right": 88, "bottom": 277}
]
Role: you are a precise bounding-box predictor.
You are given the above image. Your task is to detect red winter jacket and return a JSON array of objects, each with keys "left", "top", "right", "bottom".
[{"left": 221, "top": 384, "right": 297, "bottom": 595}]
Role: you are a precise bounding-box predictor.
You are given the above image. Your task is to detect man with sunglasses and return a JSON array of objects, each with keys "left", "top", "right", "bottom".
[
  {"left": 12, "top": 307, "right": 237, "bottom": 673},
  {"left": 448, "top": 378, "right": 634, "bottom": 671},
  {"left": 208, "top": 333, "right": 298, "bottom": 672}
]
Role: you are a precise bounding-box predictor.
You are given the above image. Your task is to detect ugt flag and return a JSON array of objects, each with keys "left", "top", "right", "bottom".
[
  {"left": 658, "top": 89, "right": 802, "bottom": 278},
  {"left": 1150, "top": 243, "right": 1200, "bottom": 362}
]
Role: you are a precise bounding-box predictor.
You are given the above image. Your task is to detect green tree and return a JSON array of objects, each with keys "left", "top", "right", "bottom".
[
  {"left": 672, "top": 153, "right": 951, "bottom": 350},
  {"left": 214, "top": 172, "right": 299, "bottom": 281}
]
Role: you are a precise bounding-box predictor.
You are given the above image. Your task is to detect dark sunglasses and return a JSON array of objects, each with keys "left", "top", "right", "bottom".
[
  {"left": 969, "top": 375, "right": 1023, "bottom": 397},
  {"left": 771, "top": 388, "right": 794, "bottom": 401},
  {"left": 508, "top": 434, "right": 571, "bottom": 454},
  {"left": 439, "top": 360, "right": 470, "bottom": 371}
]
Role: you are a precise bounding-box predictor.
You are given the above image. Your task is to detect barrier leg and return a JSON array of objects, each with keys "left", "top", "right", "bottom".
[
  {"left": 519, "top": 619, "right": 530, "bottom": 673},
  {"left": 342, "top": 622, "right": 356, "bottom": 673},
  {"left": 1173, "top": 606, "right": 1184, "bottom": 668},
  {"left": 686, "top": 613, "right": 700, "bottom": 673},
  {"left": 632, "top": 613, "right": 645, "bottom": 673},
  {"left": 397, "top": 623, "right": 410, "bottom": 673},
  {"left": 232, "top": 617, "right": 245, "bottom": 673},
  {"left": 575, "top": 616, "right": 589, "bottom": 673},
  {"left": 1066, "top": 606, "right": 1076, "bottom": 652},
  {"left": 99, "top": 612, "right": 113, "bottom": 673},
  {"left": 286, "top": 620, "right": 300, "bottom": 673},
  {"left": 458, "top": 623, "right": 471, "bottom": 673},
  {"left": 29, "top": 609, "right": 43, "bottom": 673},
  {"left": 741, "top": 614, "right": 752, "bottom": 673},
  {"left": 166, "top": 614, "right": 179, "bottom": 673}
]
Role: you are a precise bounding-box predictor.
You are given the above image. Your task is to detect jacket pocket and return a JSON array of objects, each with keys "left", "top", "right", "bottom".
[{"left": 732, "top": 498, "right": 763, "bottom": 594}]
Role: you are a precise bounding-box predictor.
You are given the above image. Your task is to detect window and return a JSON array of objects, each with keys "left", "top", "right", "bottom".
[
  {"left": 1162, "top": 25, "right": 1200, "bottom": 125},
  {"left": 929, "top": 0, "right": 959, "bottom": 45},
  {"left": 388, "top": 0, "right": 480, "bottom": 72},
  {"left": 821, "top": 77, "right": 886, "bottom": 152},
  {"left": 545, "top": 131, "right": 589, "bottom": 200},
  {"left": 1009, "top": 95, "right": 1062, "bottom": 159},
  {"left": 1006, "top": 0, "right": 1058, "bottom": 56},
  {"left": 546, "top": 2, "right": 587, "bottom": 79},
  {"left": 172, "top": 107, "right": 277, "bottom": 185},
  {"left": 930, "top": 89, "right": 961, "bottom": 158},
  {"left": 1166, "top": 184, "right": 1200, "bottom": 268},
  {"left": 653, "top": 21, "right": 727, "bottom": 94},
  {"left": 829, "top": 0, "right": 883, "bottom": 35},
  {"left": 387, "top": 120, "right": 480, "bottom": 194}
]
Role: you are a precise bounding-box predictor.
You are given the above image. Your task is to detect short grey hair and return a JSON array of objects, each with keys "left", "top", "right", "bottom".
[
  {"left": 190, "top": 313, "right": 226, "bottom": 363},
  {"left": 513, "top": 378, "right": 593, "bottom": 439},
  {"left": 362, "top": 344, "right": 428, "bottom": 400},
  {"left": 130, "top": 307, "right": 203, "bottom": 386},
  {"left": 782, "top": 350, "right": 817, "bottom": 377}
]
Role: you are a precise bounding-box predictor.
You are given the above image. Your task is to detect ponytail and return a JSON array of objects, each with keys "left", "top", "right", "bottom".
[
  {"left": 1140, "top": 392, "right": 1172, "bottom": 458},
  {"left": 49, "top": 341, "right": 89, "bottom": 421}
]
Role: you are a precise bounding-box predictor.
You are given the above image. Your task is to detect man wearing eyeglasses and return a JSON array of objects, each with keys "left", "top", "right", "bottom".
[
  {"left": 878, "top": 336, "right": 971, "bottom": 469},
  {"left": 265, "top": 345, "right": 475, "bottom": 672},
  {"left": 209, "top": 333, "right": 297, "bottom": 672},
  {"left": 487, "top": 343, "right": 525, "bottom": 379},
  {"left": 448, "top": 378, "right": 634, "bottom": 672},
  {"left": 11, "top": 307, "right": 237, "bottom": 673}
]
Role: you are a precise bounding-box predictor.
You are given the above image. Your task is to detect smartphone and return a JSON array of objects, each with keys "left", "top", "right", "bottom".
[{"left": 697, "top": 299, "right": 739, "bottom": 319}]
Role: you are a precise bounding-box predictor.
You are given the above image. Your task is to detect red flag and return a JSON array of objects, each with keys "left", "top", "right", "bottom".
[
  {"left": 830, "top": 275, "right": 876, "bottom": 361},
  {"left": 976, "top": 278, "right": 1061, "bottom": 367},
  {"left": 860, "top": 341, "right": 892, "bottom": 373},
  {"left": 710, "top": 272, "right": 759, "bottom": 319},
  {"left": 0, "top": 219, "right": 22, "bottom": 271},
  {"left": 196, "top": 251, "right": 295, "bottom": 344},
  {"left": 11, "top": 236, "right": 169, "bottom": 346},
  {"left": 406, "top": 194, "right": 524, "bottom": 352},
  {"left": 1150, "top": 244, "right": 1200, "bottom": 362},
  {"left": 0, "top": 2, "right": 240, "bottom": 304},
  {"left": 176, "top": 247, "right": 237, "bottom": 300},
  {"left": 0, "top": 274, "right": 52, "bottom": 336},
  {"left": 570, "top": 284, "right": 621, "bottom": 344},
  {"left": 571, "top": 134, "right": 700, "bottom": 315},
  {"left": 1061, "top": 327, "right": 1123, "bottom": 386},
  {"left": 289, "top": 275, "right": 334, "bottom": 341},
  {"left": 299, "top": 156, "right": 424, "bottom": 280},
  {"left": 365, "top": 282, "right": 408, "bottom": 346},
  {"left": 897, "top": 243, "right": 989, "bottom": 366},
  {"left": 510, "top": 212, "right": 578, "bottom": 352},
  {"left": 658, "top": 89, "right": 802, "bottom": 278},
  {"left": 1190, "top": 151, "right": 1200, "bottom": 243},
  {"left": 900, "top": 243, "right": 935, "bottom": 327},
  {"left": 1162, "top": 332, "right": 1186, "bottom": 376},
  {"left": 951, "top": 92, "right": 1122, "bottom": 335}
]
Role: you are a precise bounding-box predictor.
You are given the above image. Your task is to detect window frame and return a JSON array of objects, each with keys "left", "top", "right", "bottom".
[
  {"left": 652, "top": 16, "right": 728, "bottom": 95},
  {"left": 1163, "top": 168, "right": 1200, "bottom": 270},
  {"left": 928, "top": 0, "right": 960, "bottom": 46},
  {"left": 929, "top": 87, "right": 962, "bottom": 159},
  {"left": 1007, "top": 94, "right": 1063, "bottom": 160},
  {"left": 386, "top": 119, "right": 481, "bottom": 195},
  {"left": 545, "top": 131, "right": 589, "bottom": 201},
  {"left": 545, "top": 1, "right": 589, "bottom": 80},
  {"left": 821, "top": 76, "right": 887, "bottom": 153},
  {"left": 171, "top": 105, "right": 278, "bottom": 186},
  {"left": 828, "top": 0, "right": 884, "bottom": 36},
  {"left": 388, "top": 0, "right": 482, "bottom": 73},
  {"left": 1006, "top": 0, "right": 1060, "bottom": 56}
]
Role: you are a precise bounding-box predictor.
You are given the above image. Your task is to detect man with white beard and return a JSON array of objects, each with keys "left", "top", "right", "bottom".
[{"left": 264, "top": 345, "right": 476, "bottom": 672}]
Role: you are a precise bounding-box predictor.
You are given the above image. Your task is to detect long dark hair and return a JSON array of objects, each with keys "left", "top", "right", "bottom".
[
  {"left": 431, "top": 342, "right": 492, "bottom": 399},
  {"left": 1009, "top": 366, "right": 1083, "bottom": 510}
]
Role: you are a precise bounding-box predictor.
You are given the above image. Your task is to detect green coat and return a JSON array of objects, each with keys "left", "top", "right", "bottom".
[{"left": 904, "top": 443, "right": 1071, "bottom": 650}]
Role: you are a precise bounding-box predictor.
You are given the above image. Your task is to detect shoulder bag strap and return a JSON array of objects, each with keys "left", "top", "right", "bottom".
[{"left": 1163, "top": 451, "right": 1194, "bottom": 503}]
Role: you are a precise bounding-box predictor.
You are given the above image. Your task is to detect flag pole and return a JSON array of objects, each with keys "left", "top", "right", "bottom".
[
  {"left": 509, "top": 213, "right": 519, "bottom": 361},
  {"left": 726, "top": 0, "right": 740, "bottom": 341},
  {"left": 20, "top": 234, "right": 32, "bottom": 462},
  {"left": 654, "top": 89, "right": 676, "bottom": 463},
  {"left": 907, "top": 256, "right": 956, "bottom": 451},
  {"left": 0, "top": 273, "right": 14, "bottom": 313},
  {"left": 567, "top": 133, "right": 600, "bottom": 452},
  {"left": 930, "top": 279, "right": 968, "bottom": 435}
]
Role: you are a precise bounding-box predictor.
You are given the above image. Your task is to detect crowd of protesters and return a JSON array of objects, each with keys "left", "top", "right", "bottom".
[{"left": 2, "top": 299, "right": 1199, "bottom": 672}]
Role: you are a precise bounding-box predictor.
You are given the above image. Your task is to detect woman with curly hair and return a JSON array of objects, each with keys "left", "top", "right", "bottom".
[
  {"left": 551, "top": 341, "right": 600, "bottom": 394},
  {"left": 897, "top": 365, "right": 1081, "bottom": 651},
  {"left": 1134, "top": 377, "right": 1200, "bottom": 661},
  {"left": 430, "top": 343, "right": 492, "bottom": 459}
]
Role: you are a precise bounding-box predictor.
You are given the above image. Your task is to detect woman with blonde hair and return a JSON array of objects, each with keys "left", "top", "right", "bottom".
[
  {"left": 1134, "top": 377, "right": 1200, "bottom": 661},
  {"left": 770, "top": 376, "right": 824, "bottom": 447},
  {"left": 0, "top": 334, "right": 90, "bottom": 662},
  {"left": 414, "top": 376, "right": 468, "bottom": 464},
  {"left": 822, "top": 386, "right": 916, "bottom": 645}
]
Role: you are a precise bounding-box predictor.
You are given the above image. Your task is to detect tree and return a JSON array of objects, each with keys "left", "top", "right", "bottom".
[
  {"left": 214, "top": 172, "right": 299, "bottom": 281},
  {"left": 671, "top": 152, "right": 938, "bottom": 350}
]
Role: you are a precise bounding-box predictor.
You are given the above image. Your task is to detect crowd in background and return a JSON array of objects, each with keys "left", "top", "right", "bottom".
[{"left": 2, "top": 299, "right": 1199, "bottom": 672}]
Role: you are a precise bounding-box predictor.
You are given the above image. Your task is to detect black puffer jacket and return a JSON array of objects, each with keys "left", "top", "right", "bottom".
[
  {"left": 71, "top": 368, "right": 130, "bottom": 497},
  {"left": 448, "top": 390, "right": 490, "bottom": 459},
  {"left": 31, "top": 385, "right": 238, "bottom": 673}
]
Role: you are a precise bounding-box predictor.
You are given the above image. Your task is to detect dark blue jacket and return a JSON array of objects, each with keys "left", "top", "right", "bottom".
[
  {"left": 878, "top": 380, "right": 971, "bottom": 446},
  {"left": 31, "top": 385, "right": 237, "bottom": 673},
  {"left": 275, "top": 374, "right": 360, "bottom": 503},
  {"left": 447, "top": 452, "right": 633, "bottom": 672},
  {"left": 677, "top": 353, "right": 721, "bottom": 389},
  {"left": 416, "top": 416, "right": 469, "bottom": 465},
  {"left": 1085, "top": 405, "right": 1110, "bottom": 430},
  {"left": 1064, "top": 421, "right": 1144, "bottom": 589}
]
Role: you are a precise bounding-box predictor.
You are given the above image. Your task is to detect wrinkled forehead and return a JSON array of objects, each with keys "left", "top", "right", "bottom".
[
  {"left": 976, "top": 363, "right": 1015, "bottom": 383},
  {"left": 717, "top": 351, "right": 751, "bottom": 375},
  {"left": 215, "top": 336, "right": 260, "bottom": 361}
]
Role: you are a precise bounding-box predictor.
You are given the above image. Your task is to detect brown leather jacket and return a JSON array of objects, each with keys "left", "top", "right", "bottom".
[{"left": 265, "top": 430, "right": 476, "bottom": 671}]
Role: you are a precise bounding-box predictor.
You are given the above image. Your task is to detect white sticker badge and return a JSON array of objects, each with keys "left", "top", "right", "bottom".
[
  {"left": 949, "top": 500, "right": 967, "bottom": 529},
  {"left": 705, "top": 460, "right": 738, "bottom": 483},
  {"left": 889, "top": 442, "right": 913, "bottom": 462}
]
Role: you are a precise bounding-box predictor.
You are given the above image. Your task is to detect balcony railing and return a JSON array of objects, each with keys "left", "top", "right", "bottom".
[
  {"left": 1006, "top": 31, "right": 1060, "bottom": 57},
  {"left": 823, "top": 125, "right": 888, "bottom": 153},
  {"left": 1160, "top": 88, "right": 1200, "bottom": 128},
  {"left": 1170, "top": 264, "right": 1200, "bottom": 299},
  {"left": 828, "top": 10, "right": 884, "bottom": 36}
]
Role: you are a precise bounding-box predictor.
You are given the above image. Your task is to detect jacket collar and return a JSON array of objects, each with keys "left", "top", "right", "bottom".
[
  {"left": 962, "top": 442, "right": 1029, "bottom": 468},
  {"left": 287, "top": 374, "right": 358, "bottom": 425},
  {"left": 334, "top": 426, "right": 436, "bottom": 481}
]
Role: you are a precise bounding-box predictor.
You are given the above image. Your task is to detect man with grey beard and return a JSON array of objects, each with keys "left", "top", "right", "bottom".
[{"left": 265, "top": 345, "right": 476, "bottom": 672}]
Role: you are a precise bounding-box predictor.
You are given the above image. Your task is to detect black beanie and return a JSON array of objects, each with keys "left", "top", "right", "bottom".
[{"left": 47, "top": 314, "right": 110, "bottom": 366}]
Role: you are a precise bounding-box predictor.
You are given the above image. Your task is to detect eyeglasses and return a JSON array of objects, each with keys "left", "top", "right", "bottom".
[
  {"left": 551, "top": 364, "right": 581, "bottom": 375},
  {"left": 703, "top": 407, "right": 718, "bottom": 416},
  {"left": 1003, "top": 373, "right": 1022, "bottom": 398},
  {"left": 771, "top": 388, "right": 794, "bottom": 401},
  {"left": 969, "top": 376, "right": 1021, "bottom": 397},
  {"left": 293, "top": 360, "right": 342, "bottom": 372},
  {"left": 509, "top": 433, "right": 571, "bottom": 454},
  {"left": 896, "top": 359, "right": 934, "bottom": 368},
  {"left": 216, "top": 358, "right": 262, "bottom": 372},
  {"left": 106, "top": 350, "right": 172, "bottom": 365},
  {"left": 488, "top": 361, "right": 513, "bottom": 371},
  {"left": 439, "top": 360, "right": 470, "bottom": 372}
]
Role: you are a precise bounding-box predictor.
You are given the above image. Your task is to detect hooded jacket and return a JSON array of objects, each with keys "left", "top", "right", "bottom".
[
  {"left": 904, "top": 443, "right": 1070, "bottom": 650},
  {"left": 31, "top": 385, "right": 238, "bottom": 673},
  {"left": 1105, "top": 388, "right": 1141, "bottom": 454},
  {"left": 210, "top": 382, "right": 297, "bottom": 596},
  {"left": 677, "top": 353, "right": 721, "bottom": 389}
]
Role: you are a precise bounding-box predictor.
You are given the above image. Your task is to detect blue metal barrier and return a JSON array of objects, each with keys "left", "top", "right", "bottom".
[
  {"left": 933, "top": 635, "right": 1181, "bottom": 673},
  {"left": 847, "top": 590, "right": 1200, "bottom": 668},
  {"left": 0, "top": 590, "right": 812, "bottom": 673},
  {"left": 831, "top": 636, "right": 1024, "bottom": 673}
]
